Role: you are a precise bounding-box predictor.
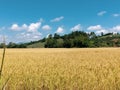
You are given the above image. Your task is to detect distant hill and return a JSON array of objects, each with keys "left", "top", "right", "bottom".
[
  {"left": 1, "top": 31, "right": 120, "bottom": 48},
  {"left": 27, "top": 42, "right": 45, "bottom": 48}
]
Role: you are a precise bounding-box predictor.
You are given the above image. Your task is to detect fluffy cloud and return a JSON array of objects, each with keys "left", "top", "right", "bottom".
[
  {"left": 56, "top": 27, "right": 64, "bottom": 33},
  {"left": 10, "top": 24, "right": 27, "bottom": 31},
  {"left": 112, "top": 25, "right": 120, "bottom": 31},
  {"left": 42, "top": 25, "right": 51, "bottom": 30},
  {"left": 87, "top": 25, "right": 108, "bottom": 34},
  {"left": 28, "top": 22, "right": 41, "bottom": 32},
  {"left": 50, "top": 16, "right": 64, "bottom": 22},
  {"left": 87, "top": 25, "right": 120, "bottom": 34},
  {"left": 97, "top": 11, "right": 107, "bottom": 16},
  {"left": 11, "top": 24, "right": 19, "bottom": 30},
  {"left": 113, "top": 14, "right": 120, "bottom": 17},
  {"left": 96, "top": 29, "right": 108, "bottom": 34},
  {"left": 10, "top": 21, "right": 42, "bottom": 42},
  {"left": 71, "top": 24, "right": 81, "bottom": 31},
  {"left": 17, "top": 32, "right": 42, "bottom": 42},
  {"left": 10, "top": 21, "right": 41, "bottom": 32},
  {"left": 87, "top": 25, "right": 102, "bottom": 30}
]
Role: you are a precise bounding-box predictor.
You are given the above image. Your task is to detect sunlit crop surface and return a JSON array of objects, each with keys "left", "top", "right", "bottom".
[{"left": 1, "top": 48, "right": 120, "bottom": 90}]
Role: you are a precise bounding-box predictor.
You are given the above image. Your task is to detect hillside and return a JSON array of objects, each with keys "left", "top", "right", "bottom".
[
  {"left": 1, "top": 31, "right": 120, "bottom": 48},
  {"left": 27, "top": 42, "right": 45, "bottom": 48},
  {"left": 21, "top": 32, "right": 120, "bottom": 48}
]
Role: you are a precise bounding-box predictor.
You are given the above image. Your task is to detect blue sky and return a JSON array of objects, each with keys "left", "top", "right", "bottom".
[{"left": 0, "top": 0, "right": 120, "bottom": 43}]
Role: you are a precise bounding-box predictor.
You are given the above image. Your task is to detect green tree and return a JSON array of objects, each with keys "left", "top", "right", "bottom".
[
  {"left": 54, "top": 33, "right": 60, "bottom": 39},
  {"left": 7, "top": 42, "right": 17, "bottom": 48}
]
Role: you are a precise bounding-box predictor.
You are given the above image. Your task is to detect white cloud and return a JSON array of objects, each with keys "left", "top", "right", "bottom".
[
  {"left": 71, "top": 24, "right": 81, "bottom": 31},
  {"left": 87, "top": 25, "right": 102, "bottom": 30},
  {"left": 28, "top": 22, "right": 41, "bottom": 32},
  {"left": 87, "top": 25, "right": 120, "bottom": 34},
  {"left": 9, "top": 20, "right": 43, "bottom": 42},
  {"left": 50, "top": 16, "right": 64, "bottom": 22},
  {"left": 112, "top": 25, "right": 120, "bottom": 31},
  {"left": 10, "top": 24, "right": 28, "bottom": 31},
  {"left": 113, "top": 14, "right": 120, "bottom": 17},
  {"left": 10, "top": 21, "right": 41, "bottom": 32},
  {"left": 87, "top": 25, "right": 109, "bottom": 35},
  {"left": 11, "top": 24, "right": 20, "bottom": 31},
  {"left": 22, "top": 24, "right": 28, "bottom": 29},
  {"left": 42, "top": 25, "right": 51, "bottom": 30},
  {"left": 96, "top": 29, "right": 108, "bottom": 34},
  {"left": 17, "top": 32, "right": 42, "bottom": 42},
  {"left": 97, "top": 11, "right": 107, "bottom": 16},
  {"left": 56, "top": 27, "right": 64, "bottom": 33}
]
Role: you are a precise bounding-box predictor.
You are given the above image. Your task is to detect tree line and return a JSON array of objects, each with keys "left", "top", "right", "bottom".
[{"left": 0, "top": 31, "right": 120, "bottom": 48}]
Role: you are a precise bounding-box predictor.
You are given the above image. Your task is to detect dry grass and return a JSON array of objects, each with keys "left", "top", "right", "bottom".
[{"left": 0, "top": 48, "right": 120, "bottom": 90}]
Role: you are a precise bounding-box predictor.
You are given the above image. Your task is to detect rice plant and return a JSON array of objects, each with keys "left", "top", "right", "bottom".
[{"left": 1, "top": 48, "right": 120, "bottom": 90}]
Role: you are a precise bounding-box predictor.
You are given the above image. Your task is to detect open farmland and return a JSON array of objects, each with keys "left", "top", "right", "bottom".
[{"left": 1, "top": 48, "right": 120, "bottom": 90}]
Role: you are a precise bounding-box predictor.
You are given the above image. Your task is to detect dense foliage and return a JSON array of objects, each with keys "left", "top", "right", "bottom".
[{"left": 1, "top": 31, "right": 120, "bottom": 48}]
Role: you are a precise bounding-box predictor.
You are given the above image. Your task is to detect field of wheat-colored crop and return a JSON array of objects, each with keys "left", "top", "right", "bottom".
[{"left": 0, "top": 48, "right": 120, "bottom": 90}]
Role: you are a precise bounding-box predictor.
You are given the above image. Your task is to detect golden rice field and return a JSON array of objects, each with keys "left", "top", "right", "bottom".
[{"left": 1, "top": 48, "right": 120, "bottom": 90}]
